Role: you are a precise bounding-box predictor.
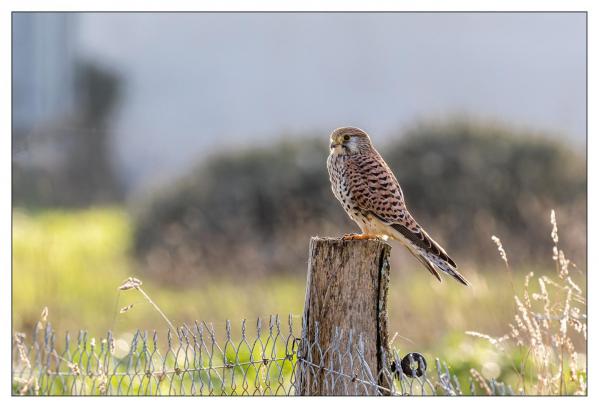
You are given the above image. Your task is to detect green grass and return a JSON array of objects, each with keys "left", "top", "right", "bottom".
[
  {"left": 12, "top": 208, "right": 304, "bottom": 336},
  {"left": 13, "top": 207, "right": 132, "bottom": 334}
]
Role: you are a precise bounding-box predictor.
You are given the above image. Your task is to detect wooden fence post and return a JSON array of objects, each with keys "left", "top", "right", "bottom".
[{"left": 295, "top": 237, "right": 392, "bottom": 395}]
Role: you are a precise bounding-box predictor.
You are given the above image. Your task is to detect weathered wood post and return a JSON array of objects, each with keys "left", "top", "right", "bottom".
[{"left": 295, "top": 237, "right": 392, "bottom": 395}]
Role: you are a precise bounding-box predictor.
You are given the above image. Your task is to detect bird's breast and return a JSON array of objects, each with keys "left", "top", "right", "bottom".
[{"left": 329, "top": 155, "right": 359, "bottom": 219}]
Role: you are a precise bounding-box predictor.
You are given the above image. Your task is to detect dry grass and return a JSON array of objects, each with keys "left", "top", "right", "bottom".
[{"left": 467, "top": 210, "right": 586, "bottom": 395}]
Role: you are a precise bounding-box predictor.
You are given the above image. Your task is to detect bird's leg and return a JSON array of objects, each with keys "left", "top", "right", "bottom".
[{"left": 342, "top": 233, "right": 379, "bottom": 241}]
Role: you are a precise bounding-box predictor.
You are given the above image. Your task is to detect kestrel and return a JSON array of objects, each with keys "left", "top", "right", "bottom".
[{"left": 327, "top": 126, "right": 469, "bottom": 286}]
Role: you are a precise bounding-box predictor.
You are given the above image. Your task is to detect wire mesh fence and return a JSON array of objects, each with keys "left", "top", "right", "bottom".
[{"left": 12, "top": 315, "right": 515, "bottom": 396}]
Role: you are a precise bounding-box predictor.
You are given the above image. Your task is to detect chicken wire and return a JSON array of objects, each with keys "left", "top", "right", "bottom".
[{"left": 12, "top": 315, "right": 514, "bottom": 396}]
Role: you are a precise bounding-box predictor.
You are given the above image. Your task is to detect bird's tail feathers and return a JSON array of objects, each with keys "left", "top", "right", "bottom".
[
  {"left": 417, "top": 247, "right": 470, "bottom": 286},
  {"left": 385, "top": 221, "right": 469, "bottom": 286},
  {"left": 405, "top": 245, "right": 442, "bottom": 282}
]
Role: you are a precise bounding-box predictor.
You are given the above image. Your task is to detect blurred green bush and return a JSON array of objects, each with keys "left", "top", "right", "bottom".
[{"left": 132, "top": 120, "right": 585, "bottom": 284}]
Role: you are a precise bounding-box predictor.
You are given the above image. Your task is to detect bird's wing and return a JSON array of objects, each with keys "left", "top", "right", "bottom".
[
  {"left": 346, "top": 153, "right": 456, "bottom": 268},
  {"left": 345, "top": 152, "right": 406, "bottom": 221}
]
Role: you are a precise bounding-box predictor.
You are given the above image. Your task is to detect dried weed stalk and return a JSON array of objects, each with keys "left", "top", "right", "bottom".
[{"left": 468, "top": 210, "right": 586, "bottom": 395}]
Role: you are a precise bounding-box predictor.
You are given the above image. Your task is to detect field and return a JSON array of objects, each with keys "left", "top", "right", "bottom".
[{"left": 12, "top": 207, "right": 586, "bottom": 395}]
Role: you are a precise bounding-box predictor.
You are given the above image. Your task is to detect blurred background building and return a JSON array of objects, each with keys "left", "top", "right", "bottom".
[{"left": 13, "top": 13, "right": 77, "bottom": 135}]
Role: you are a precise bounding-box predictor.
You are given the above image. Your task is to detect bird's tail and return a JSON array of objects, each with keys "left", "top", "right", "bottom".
[
  {"left": 405, "top": 244, "right": 442, "bottom": 282},
  {"left": 416, "top": 247, "right": 470, "bottom": 286},
  {"left": 385, "top": 219, "right": 470, "bottom": 286}
]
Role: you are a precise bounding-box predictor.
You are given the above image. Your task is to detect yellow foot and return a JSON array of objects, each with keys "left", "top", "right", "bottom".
[{"left": 342, "top": 233, "right": 379, "bottom": 241}]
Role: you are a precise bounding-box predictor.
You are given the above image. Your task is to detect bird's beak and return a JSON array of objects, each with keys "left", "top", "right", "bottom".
[{"left": 330, "top": 142, "right": 339, "bottom": 149}]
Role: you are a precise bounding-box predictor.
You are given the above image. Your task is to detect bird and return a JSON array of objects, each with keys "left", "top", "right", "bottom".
[{"left": 326, "top": 126, "right": 469, "bottom": 286}]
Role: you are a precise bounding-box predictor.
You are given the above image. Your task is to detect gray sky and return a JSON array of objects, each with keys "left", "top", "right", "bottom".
[{"left": 74, "top": 13, "right": 586, "bottom": 190}]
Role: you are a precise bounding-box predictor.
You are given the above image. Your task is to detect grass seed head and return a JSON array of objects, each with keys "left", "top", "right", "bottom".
[{"left": 118, "top": 277, "right": 142, "bottom": 291}]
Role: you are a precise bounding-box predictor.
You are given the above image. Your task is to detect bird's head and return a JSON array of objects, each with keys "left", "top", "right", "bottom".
[{"left": 329, "top": 127, "right": 372, "bottom": 155}]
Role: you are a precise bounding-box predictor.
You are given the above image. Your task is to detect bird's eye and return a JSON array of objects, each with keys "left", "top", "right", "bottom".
[{"left": 343, "top": 135, "right": 351, "bottom": 141}]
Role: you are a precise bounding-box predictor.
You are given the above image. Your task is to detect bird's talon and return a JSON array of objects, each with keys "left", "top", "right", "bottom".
[{"left": 342, "top": 233, "right": 378, "bottom": 241}]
